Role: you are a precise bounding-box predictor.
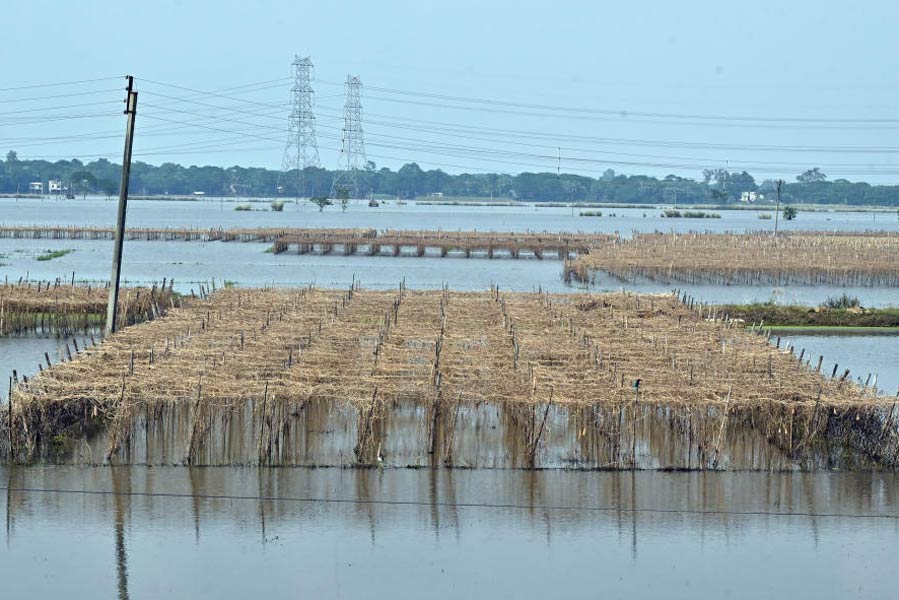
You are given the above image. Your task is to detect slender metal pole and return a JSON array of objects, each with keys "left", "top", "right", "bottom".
[
  {"left": 106, "top": 76, "right": 138, "bottom": 337},
  {"left": 774, "top": 179, "right": 782, "bottom": 236}
]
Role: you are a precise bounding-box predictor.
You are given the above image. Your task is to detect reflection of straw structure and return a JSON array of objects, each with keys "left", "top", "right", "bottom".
[
  {"left": 0, "top": 282, "right": 176, "bottom": 335},
  {"left": 566, "top": 231, "right": 899, "bottom": 286},
  {"left": 5, "top": 287, "right": 897, "bottom": 468}
]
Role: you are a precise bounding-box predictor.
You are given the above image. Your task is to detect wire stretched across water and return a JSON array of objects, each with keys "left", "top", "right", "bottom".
[{"left": 1, "top": 485, "right": 896, "bottom": 520}]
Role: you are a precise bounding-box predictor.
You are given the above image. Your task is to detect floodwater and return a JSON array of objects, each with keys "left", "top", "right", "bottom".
[
  {"left": 3, "top": 196, "right": 898, "bottom": 232},
  {"left": 2, "top": 200, "right": 898, "bottom": 597},
  {"left": 0, "top": 335, "right": 94, "bottom": 398},
  {"left": 0, "top": 466, "right": 896, "bottom": 599},
  {"left": 777, "top": 332, "right": 899, "bottom": 397},
  {"left": 1, "top": 198, "right": 897, "bottom": 305}
]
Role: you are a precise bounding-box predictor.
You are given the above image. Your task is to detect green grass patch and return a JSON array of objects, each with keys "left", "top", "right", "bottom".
[
  {"left": 36, "top": 249, "right": 74, "bottom": 261},
  {"left": 720, "top": 303, "right": 899, "bottom": 328},
  {"left": 763, "top": 325, "right": 899, "bottom": 334},
  {"left": 579, "top": 210, "right": 603, "bottom": 217}
]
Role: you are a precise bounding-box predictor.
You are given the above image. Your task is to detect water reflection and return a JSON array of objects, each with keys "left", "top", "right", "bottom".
[
  {"left": 112, "top": 467, "right": 130, "bottom": 600},
  {"left": 3, "top": 466, "right": 897, "bottom": 598}
]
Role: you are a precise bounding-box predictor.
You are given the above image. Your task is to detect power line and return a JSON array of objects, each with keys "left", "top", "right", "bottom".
[
  {"left": 1, "top": 485, "right": 896, "bottom": 520},
  {"left": 359, "top": 81, "right": 899, "bottom": 125},
  {"left": 0, "top": 88, "right": 122, "bottom": 105},
  {"left": 0, "top": 76, "right": 123, "bottom": 93},
  {"left": 0, "top": 100, "right": 123, "bottom": 118},
  {"left": 362, "top": 93, "right": 899, "bottom": 131}
]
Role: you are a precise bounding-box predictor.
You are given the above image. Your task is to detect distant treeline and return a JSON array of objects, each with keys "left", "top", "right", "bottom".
[{"left": 2, "top": 151, "right": 898, "bottom": 206}]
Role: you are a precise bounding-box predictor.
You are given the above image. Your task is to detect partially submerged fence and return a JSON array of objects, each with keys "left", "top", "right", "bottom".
[
  {"left": 565, "top": 231, "right": 899, "bottom": 286},
  {"left": 0, "top": 281, "right": 176, "bottom": 335},
  {"left": 3, "top": 287, "right": 895, "bottom": 469},
  {"left": 271, "top": 230, "right": 615, "bottom": 259}
]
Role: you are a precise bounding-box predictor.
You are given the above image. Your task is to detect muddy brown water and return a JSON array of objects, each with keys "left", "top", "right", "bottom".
[{"left": 0, "top": 466, "right": 896, "bottom": 599}]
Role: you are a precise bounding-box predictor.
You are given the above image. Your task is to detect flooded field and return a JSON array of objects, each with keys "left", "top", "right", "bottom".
[
  {"left": 0, "top": 466, "right": 896, "bottom": 599},
  {"left": 2, "top": 199, "right": 897, "bottom": 306},
  {"left": 2, "top": 198, "right": 897, "bottom": 598},
  {"left": 3, "top": 196, "right": 899, "bottom": 233},
  {"left": 777, "top": 332, "right": 899, "bottom": 396}
]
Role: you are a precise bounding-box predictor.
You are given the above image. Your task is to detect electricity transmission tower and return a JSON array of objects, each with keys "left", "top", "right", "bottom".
[
  {"left": 332, "top": 75, "right": 367, "bottom": 202},
  {"left": 279, "top": 55, "right": 320, "bottom": 200}
]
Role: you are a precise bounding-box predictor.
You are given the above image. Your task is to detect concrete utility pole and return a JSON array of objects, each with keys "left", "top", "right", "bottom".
[
  {"left": 105, "top": 76, "right": 138, "bottom": 336},
  {"left": 774, "top": 179, "right": 782, "bottom": 236}
]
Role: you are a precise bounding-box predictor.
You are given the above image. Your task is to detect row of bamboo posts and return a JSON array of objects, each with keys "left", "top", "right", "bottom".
[
  {"left": 565, "top": 231, "right": 899, "bottom": 286},
  {"left": 270, "top": 230, "right": 615, "bottom": 259},
  {"left": 0, "top": 224, "right": 612, "bottom": 259},
  {"left": 2, "top": 286, "right": 895, "bottom": 469},
  {"left": 0, "top": 225, "right": 376, "bottom": 242}
]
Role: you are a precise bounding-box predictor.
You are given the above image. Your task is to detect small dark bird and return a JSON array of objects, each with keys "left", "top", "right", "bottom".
[{"left": 632, "top": 379, "right": 642, "bottom": 390}]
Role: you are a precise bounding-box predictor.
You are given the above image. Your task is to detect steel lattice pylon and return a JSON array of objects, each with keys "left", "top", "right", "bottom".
[
  {"left": 279, "top": 55, "right": 320, "bottom": 200},
  {"left": 332, "top": 75, "right": 367, "bottom": 202}
]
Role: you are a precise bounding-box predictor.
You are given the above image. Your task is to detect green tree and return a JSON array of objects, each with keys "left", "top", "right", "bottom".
[
  {"left": 783, "top": 206, "right": 798, "bottom": 220},
  {"left": 310, "top": 196, "right": 332, "bottom": 212},
  {"left": 70, "top": 170, "right": 97, "bottom": 198},
  {"left": 335, "top": 186, "right": 350, "bottom": 211},
  {"left": 797, "top": 168, "right": 827, "bottom": 183},
  {"left": 99, "top": 179, "right": 118, "bottom": 198},
  {"left": 708, "top": 189, "right": 728, "bottom": 202}
]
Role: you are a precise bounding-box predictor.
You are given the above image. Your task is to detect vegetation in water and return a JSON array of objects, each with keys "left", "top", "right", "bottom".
[
  {"left": 310, "top": 196, "right": 333, "bottom": 212},
  {"left": 824, "top": 293, "right": 861, "bottom": 309},
  {"left": 757, "top": 213, "right": 773, "bottom": 220},
  {"left": 783, "top": 206, "right": 798, "bottom": 220},
  {"left": 662, "top": 210, "right": 721, "bottom": 218},
  {"left": 235, "top": 203, "right": 253, "bottom": 211},
  {"left": 335, "top": 186, "right": 350, "bottom": 212},
  {"left": 270, "top": 200, "right": 285, "bottom": 212},
  {"left": 719, "top": 301, "right": 899, "bottom": 327},
  {"left": 36, "top": 249, "right": 74, "bottom": 261},
  {"left": 579, "top": 210, "right": 602, "bottom": 217}
]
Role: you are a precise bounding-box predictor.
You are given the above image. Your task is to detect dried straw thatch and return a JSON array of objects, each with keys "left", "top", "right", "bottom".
[
  {"left": 3, "top": 287, "right": 896, "bottom": 468},
  {"left": 565, "top": 231, "right": 899, "bottom": 286},
  {"left": 0, "top": 281, "right": 176, "bottom": 335}
]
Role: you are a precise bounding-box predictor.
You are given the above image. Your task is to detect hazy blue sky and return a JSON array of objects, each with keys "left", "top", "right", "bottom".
[{"left": 5, "top": 0, "right": 899, "bottom": 182}]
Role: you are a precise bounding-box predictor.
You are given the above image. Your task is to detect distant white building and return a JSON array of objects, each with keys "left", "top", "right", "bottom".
[
  {"left": 48, "top": 179, "right": 63, "bottom": 194},
  {"left": 428, "top": 192, "right": 444, "bottom": 198},
  {"left": 740, "top": 191, "right": 764, "bottom": 203},
  {"left": 29, "top": 181, "right": 43, "bottom": 195}
]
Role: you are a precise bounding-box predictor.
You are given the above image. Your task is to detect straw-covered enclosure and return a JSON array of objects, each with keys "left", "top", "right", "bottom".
[
  {"left": 565, "top": 231, "right": 899, "bottom": 286},
  {"left": 3, "top": 287, "right": 896, "bottom": 469},
  {"left": 0, "top": 281, "right": 176, "bottom": 335}
]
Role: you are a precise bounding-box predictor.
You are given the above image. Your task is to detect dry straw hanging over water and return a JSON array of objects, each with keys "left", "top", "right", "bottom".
[
  {"left": 566, "top": 231, "right": 899, "bottom": 286},
  {"left": 3, "top": 286, "right": 897, "bottom": 469}
]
